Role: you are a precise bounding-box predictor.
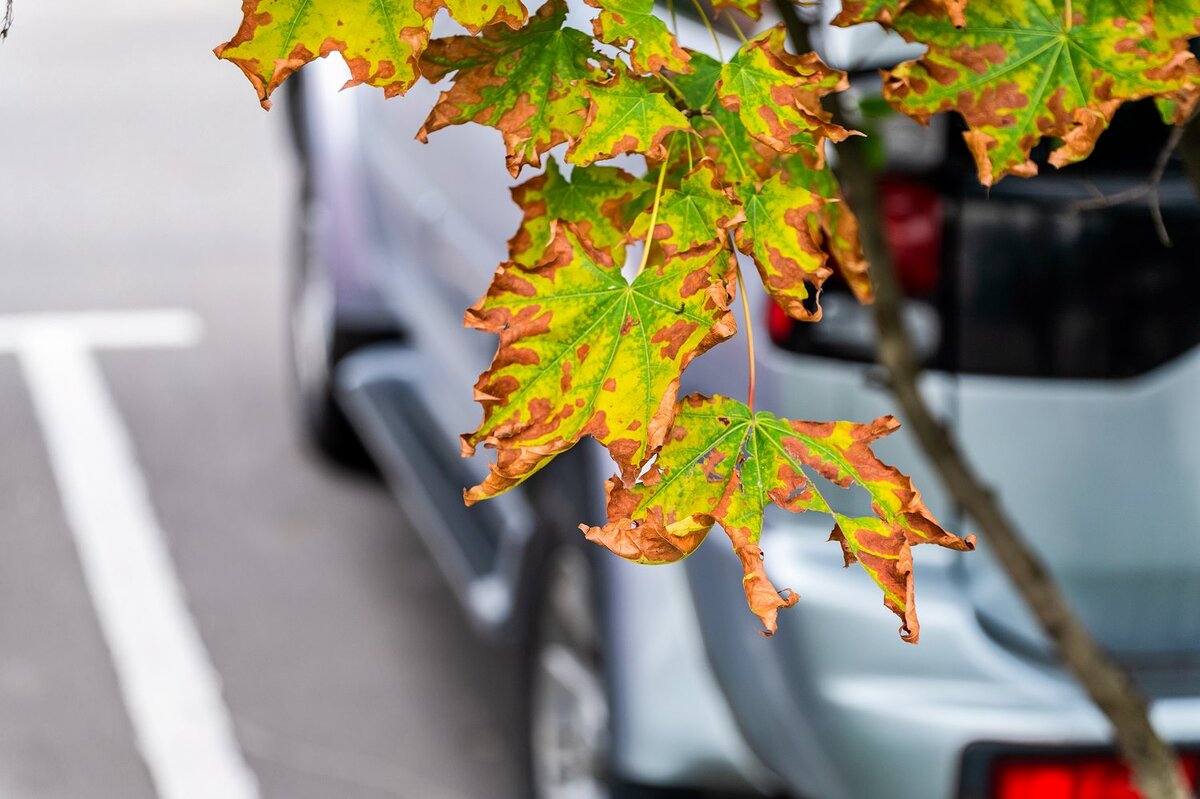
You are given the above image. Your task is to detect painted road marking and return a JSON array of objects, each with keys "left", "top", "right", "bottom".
[{"left": 0, "top": 310, "right": 260, "bottom": 799}]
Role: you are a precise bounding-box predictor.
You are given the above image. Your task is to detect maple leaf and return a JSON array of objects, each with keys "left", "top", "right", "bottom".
[
  {"left": 717, "top": 26, "right": 854, "bottom": 164},
  {"left": 782, "top": 156, "right": 873, "bottom": 305},
  {"left": 568, "top": 69, "right": 692, "bottom": 165},
  {"left": 586, "top": 0, "right": 691, "bottom": 73},
  {"left": 672, "top": 51, "right": 780, "bottom": 182},
  {"left": 215, "top": 0, "right": 433, "bottom": 109},
  {"left": 883, "top": 0, "right": 1200, "bottom": 185},
  {"left": 711, "top": 0, "right": 765, "bottom": 20},
  {"left": 583, "top": 394, "right": 974, "bottom": 637},
  {"left": 734, "top": 173, "right": 832, "bottom": 321},
  {"left": 1151, "top": 0, "right": 1200, "bottom": 123},
  {"left": 630, "top": 159, "right": 746, "bottom": 259},
  {"left": 414, "top": 0, "right": 527, "bottom": 33},
  {"left": 832, "top": 0, "right": 968, "bottom": 27},
  {"left": 509, "top": 158, "right": 651, "bottom": 268},
  {"left": 417, "top": 0, "right": 609, "bottom": 176},
  {"left": 462, "top": 228, "right": 737, "bottom": 503}
]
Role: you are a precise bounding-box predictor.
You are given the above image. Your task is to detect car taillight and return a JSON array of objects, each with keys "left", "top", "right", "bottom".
[
  {"left": 766, "top": 300, "right": 795, "bottom": 346},
  {"left": 880, "top": 177, "right": 942, "bottom": 298},
  {"left": 991, "top": 753, "right": 1200, "bottom": 799}
]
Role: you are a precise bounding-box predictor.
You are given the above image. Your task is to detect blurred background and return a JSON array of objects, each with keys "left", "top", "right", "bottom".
[
  {"left": 0, "top": 2, "right": 521, "bottom": 797},
  {"left": 2, "top": 2, "right": 1199, "bottom": 798}
]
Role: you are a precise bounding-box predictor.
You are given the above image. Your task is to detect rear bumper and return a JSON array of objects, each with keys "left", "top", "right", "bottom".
[{"left": 706, "top": 518, "right": 1200, "bottom": 799}]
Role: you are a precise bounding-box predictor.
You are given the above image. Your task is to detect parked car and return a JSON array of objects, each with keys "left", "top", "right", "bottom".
[{"left": 282, "top": 4, "right": 1200, "bottom": 797}]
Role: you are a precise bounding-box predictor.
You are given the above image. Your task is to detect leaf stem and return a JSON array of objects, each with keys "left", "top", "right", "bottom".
[
  {"left": 736, "top": 259, "right": 757, "bottom": 412},
  {"left": 1064, "top": 0, "right": 1072, "bottom": 29},
  {"left": 724, "top": 9, "right": 749, "bottom": 43},
  {"left": 689, "top": 0, "right": 724, "bottom": 60},
  {"left": 655, "top": 70, "right": 688, "bottom": 103},
  {"left": 636, "top": 137, "right": 675, "bottom": 278}
]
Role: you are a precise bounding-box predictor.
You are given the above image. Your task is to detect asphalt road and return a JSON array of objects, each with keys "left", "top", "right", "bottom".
[{"left": 0, "top": 3, "right": 521, "bottom": 797}]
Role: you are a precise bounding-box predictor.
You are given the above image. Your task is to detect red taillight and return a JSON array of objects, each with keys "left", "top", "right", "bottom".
[
  {"left": 879, "top": 178, "right": 943, "bottom": 297},
  {"left": 766, "top": 299, "right": 795, "bottom": 345},
  {"left": 992, "top": 753, "right": 1199, "bottom": 799}
]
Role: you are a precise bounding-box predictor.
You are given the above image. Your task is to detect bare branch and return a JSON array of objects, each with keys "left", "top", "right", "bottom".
[
  {"left": 1069, "top": 115, "right": 1194, "bottom": 247},
  {"left": 1, "top": 0, "right": 11, "bottom": 41}
]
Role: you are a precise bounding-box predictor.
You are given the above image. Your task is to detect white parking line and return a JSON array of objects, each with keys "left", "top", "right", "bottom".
[{"left": 0, "top": 310, "right": 260, "bottom": 799}]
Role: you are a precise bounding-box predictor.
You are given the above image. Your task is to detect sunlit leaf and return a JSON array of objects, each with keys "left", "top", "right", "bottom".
[
  {"left": 417, "top": 0, "right": 527, "bottom": 33},
  {"left": 417, "top": 0, "right": 609, "bottom": 176},
  {"left": 832, "top": 0, "right": 967, "bottom": 27},
  {"left": 462, "top": 228, "right": 736, "bottom": 503},
  {"left": 583, "top": 394, "right": 974, "bottom": 636},
  {"left": 734, "top": 172, "right": 830, "bottom": 321},
  {"left": 717, "top": 26, "right": 854, "bottom": 163},
  {"left": 1151, "top": 0, "right": 1200, "bottom": 122},
  {"left": 568, "top": 69, "right": 692, "bottom": 165},
  {"left": 711, "top": 0, "right": 765, "bottom": 20},
  {"left": 586, "top": 0, "right": 691, "bottom": 73},
  {"left": 216, "top": 0, "right": 433, "bottom": 108},
  {"left": 883, "top": 0, "right": 1200, "bottom": 185},
  {"left": 509, "top": 158, "right": 651, "bottom": 268},
  {"left": 782, "top": 157, "right": 873, "bottom": 304},
  {"left": 630, "top": 159, "right": 746, "bottom": 258},
  {"left": 672, "top": 51, "right": 780, "bottom": 182}
]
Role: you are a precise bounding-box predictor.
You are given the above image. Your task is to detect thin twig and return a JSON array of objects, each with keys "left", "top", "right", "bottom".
[
  {"left": 1, "top": 0, "right": 13, "bottom": 41},
  {"left": 723, "top": 9, "right": 749, "bottom": 43},
  {"left": 688, "top": 0, "right": 724, "bottom": 60},
  {"left": 1069, "top": 119, "right": 1189, "bottom": 247},
  {"left": 636, "top": 137, "right": 674, "bottom": 278},
  {"left": 735, "top": 258, "right": 757, "bottom": 411}
]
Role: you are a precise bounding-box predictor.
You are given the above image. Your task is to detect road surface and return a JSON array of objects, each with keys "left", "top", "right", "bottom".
[{"left": 0, "top": 3, "right": 521, "bottom": 797}]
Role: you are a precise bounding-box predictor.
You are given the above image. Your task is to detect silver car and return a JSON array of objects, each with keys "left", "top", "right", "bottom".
[{"left": 282, "top": 4, "right": 1200, "bottom": 797}]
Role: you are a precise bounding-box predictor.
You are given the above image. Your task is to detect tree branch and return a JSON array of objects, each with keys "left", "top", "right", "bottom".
[
  {"left": 1069, "top": 111, "right": 1198, "bottom": 247},
  {"left": 773, "top": 4, "right": 1191, "bottom": 798}
]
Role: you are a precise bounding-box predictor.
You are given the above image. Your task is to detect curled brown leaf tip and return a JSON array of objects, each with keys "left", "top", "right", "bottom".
[{"left": 581, "top": 477, "right": 710, "bottom": 563}]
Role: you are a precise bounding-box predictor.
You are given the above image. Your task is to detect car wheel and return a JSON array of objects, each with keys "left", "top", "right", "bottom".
[
  {"left": 287, "top": 177, "right": 374, "bottom": 469},
  {"left": 526, "top": 541, "right": 613, "bottom": 799}
]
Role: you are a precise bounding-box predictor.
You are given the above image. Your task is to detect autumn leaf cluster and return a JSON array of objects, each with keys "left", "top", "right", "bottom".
[{"left": 217, "top": 0, "right": 1198, "bottom": 637}]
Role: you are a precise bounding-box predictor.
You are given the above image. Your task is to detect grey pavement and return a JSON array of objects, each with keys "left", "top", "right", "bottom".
[{"left": 0, "top": 2, "right": 521, "bottom": 797}]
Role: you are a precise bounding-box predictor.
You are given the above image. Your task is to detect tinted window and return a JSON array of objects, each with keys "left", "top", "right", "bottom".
[{"left": 771, "top": 100, "right": 1200, "bottom": 379}]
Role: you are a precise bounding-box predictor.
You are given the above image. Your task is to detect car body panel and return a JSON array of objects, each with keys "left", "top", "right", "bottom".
[{"left": 956, "top": 346, "right": 1200, "bottom": 662}]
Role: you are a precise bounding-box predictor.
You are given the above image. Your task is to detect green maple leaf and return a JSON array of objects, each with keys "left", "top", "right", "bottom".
[
  {"left": 1151, "top": 0, "right": 1200, "bottom": 122},
  {"left": 670, "top": 51, "right": 870, "bottom": 311},
  {"left": 734, "top": 173, "right": 831, "bottom": 321},
  {"left": 711, "top": 0, "right": 765, "bottom": 21},
  {"left": 417, "top": 0, "right": 609, "bottom": 176},
  {"left": 832, "top": 0, "right": 967, "bottom": 27},
  {"left": 462, "top": 228, "right": 737, "bottom": 503},
  {"left": 416, "top": 0, "right": 528, "bottom": 33},
  {"left": 586, "top": 0, "right": 691, "bottom": 73},
  {"left": 630, "top": 159, "right": 745, "bottom": 258},
  {"left": 782, "top": 157, "right": 873, "bottom": 305},
  {"left": 568, "top": 70, "right": 692, "bottom": 165},
  {"left": 583, "top": 394, "right": 974, "bottom": 636},
  {"left": 509, "top": 158, "right": 651, "bottom": 268},
  {"left": 1156, "top": 0, "right": 1200, "bottom": 40},
  {"left": 672, "top": 51, "right": 778, "bottom": 182},
  {"left": 717, "top": 26, "right": 854, "bottom": 162},
  {"left": 215, "top": 0, "right": 434, "bottom": 109},
  {"left": 884, "top": 0, "right": 1200, "bottom": 185}
]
